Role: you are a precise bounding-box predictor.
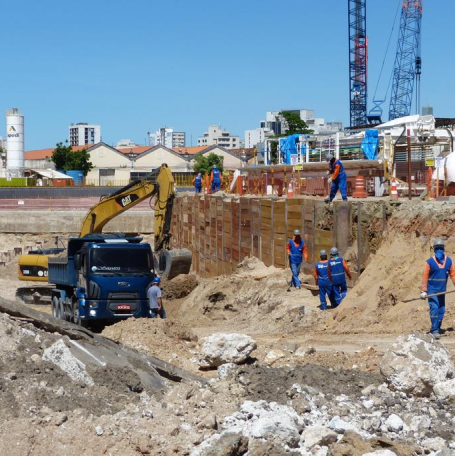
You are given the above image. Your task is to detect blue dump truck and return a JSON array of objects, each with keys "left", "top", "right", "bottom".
[
  {"left": 49, "top": 234, "right": 155, "bottom": 326},
  {"left": 18, "top": 164, "right": 192, "bottom": 324}
]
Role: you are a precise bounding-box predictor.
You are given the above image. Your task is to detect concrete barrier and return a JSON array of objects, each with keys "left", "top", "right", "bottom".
[{"left": 0, "top": 210, "right": 154, "bottom": 234}]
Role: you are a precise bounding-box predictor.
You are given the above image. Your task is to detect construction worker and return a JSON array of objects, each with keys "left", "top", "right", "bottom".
[
  {"left": 325, "top": 154, "right": 348, "bottom": 203},
  {"left": 192, "top": 173, "right": 202, "bottom": 194},
  {"left": 328, "top": 247, "right": 352, "bottom": 306},
  {"left": 147, "top": 277, "right": 166, "bottom": 319},
  {"left": 210, "top": 165, "right": 222, "bottom": 193},
  {"left": 314, "top": 249, "right": 336, "bottom": 310},
  {"left": 286, "top": 229, "right": 308, "bottom": 289},
  {"left": 421, "top": 239, "right": 455, "bottom": 339}
]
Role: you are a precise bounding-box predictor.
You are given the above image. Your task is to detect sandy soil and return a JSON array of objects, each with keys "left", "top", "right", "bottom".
[{"left": 1, "top": 200, "right": 455, "bottom": 454}]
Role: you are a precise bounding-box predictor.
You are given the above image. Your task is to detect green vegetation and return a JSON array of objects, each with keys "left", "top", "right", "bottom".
[
  {"left": 51, "top": 141, "right": 93, "bottom": 176},
  {"left": 192, "top": 152, "right": 224, "bottom": 176},
  {"left": 275, "top": 111, "right": 313, "bottom": 137}
]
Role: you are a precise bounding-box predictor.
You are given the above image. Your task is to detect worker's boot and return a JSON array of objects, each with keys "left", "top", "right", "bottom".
[{"left": 324, "top": 197, "right": 330, "bottom": 204}]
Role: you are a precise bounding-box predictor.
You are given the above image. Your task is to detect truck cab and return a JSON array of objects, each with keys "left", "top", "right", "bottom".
[{"left": 49, "top": 235, "right": 154, "bottom": 326}]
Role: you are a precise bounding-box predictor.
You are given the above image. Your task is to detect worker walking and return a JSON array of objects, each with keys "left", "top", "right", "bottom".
[
  {"left": 314, "top": 250, "right": 336, "bottom": 310},
  {"left": 325, "top": 154, "right": 348, "bottom": 203},
  {"left": 286, "top": 229, "right": 308, "bottom": 289},
  {"left": 328, "top": 247, "right": 352, "bottom": 306},
  {"left": 210, "top": 165, "right": 222, "bottom": 193},
  {"left": 147, "top": 277, "right": 167, "bottom": 319},
  {"left": 192, "top": 173, "right": 202, "bottom": 194},
  {"left": 421, "top": 239, "right": 455, "bottom": 339}
]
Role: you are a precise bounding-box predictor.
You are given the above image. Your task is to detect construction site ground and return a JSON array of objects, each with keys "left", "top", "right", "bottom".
[{"left": 2, "top": 199, "right": 455, "bottom": 454}]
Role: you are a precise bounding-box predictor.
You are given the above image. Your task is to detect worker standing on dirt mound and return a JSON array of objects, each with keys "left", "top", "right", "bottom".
[
  {"left": 148, "top": 277, "right": 167, "bottom": 319},
  {"left": 314, "top": 250, "right": 336, "bottom": 310},
  {"left": 324, "top": 154, "right": 347, "bottom": 203},
  {"left": 286, "top": 229, "right": 308, "bottom": 290},
  {"left": 328, "top": 247, "right": 352, "bottom": 306},
  {"left": 210, "top": 165, "right": 222, "bottom": 193},
  {"left": 421, "top": 239, "right": 455, "bottom": 339},
  {"left": 192, "top": 173, "right": 202, "bottom": 194}
]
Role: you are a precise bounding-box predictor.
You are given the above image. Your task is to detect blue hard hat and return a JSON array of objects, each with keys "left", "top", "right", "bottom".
[{"left": 153, "top": 277, "right": 161, "bottom": 283}]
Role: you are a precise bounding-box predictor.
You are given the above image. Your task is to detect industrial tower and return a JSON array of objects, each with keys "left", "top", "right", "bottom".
[
  {"left": 348, "top": 0, "right": 368, "bottom": 128},
  {"left": 388, "top": 1, "right": 423, "bottom": 121}
]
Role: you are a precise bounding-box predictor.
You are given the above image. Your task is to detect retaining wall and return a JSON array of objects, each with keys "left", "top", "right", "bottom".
[
  {"left": 171, "top": 195, "right": 388, "bottom": 279},
  {"left": 0, "top": 211, "right": 153, "bottom": 234}
]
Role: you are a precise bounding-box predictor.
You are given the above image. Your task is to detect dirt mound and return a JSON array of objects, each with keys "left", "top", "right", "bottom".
[
  {"left": 102, "top": 317, "right": 199, "bottom": 373},
  {"left": 161, "top": 274, "right": 198, "bottom": 299},
  {"left": 230, "top": 364, "right": 384, "bottom": 403},
  {"left": 318, "top": 202, "right": 455, "bottom": 336},
  {"left": 173, "top": 257, "right": 321, "bottom": 336}
]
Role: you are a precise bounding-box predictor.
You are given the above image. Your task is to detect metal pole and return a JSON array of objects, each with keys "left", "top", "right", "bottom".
[
  {"left": 357, "top": 202, "right": 361, "bottom": 277},
  {"left": 407, "top": 128, "right": 412, "bottom": 200}
]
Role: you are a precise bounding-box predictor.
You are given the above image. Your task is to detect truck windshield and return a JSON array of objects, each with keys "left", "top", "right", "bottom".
[{"left": 89, "top": 249, "right": 151, "bottom": 275}]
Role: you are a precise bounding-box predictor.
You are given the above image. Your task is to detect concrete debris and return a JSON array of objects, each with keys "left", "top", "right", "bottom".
[
  {"left": 433, "top": 379, "right": 455, "bottom": 402},
  {"left": 42, "top": 339, "right": 94, "bottom": 386},
  {"left": 263, "top": 349, "right": 285, "bottom": 366},
  {"left": 198, "top": 333, "right": 257, "bottom": 368},
  {"left": 362, "top": 451, "right": 397, "bottom": 456},
  {"left": 380, "top": 332, "right": 455, "bottom": 396},
  {"left": 384, "top": 414, "right": 404, "bottom": 432},
  {"left": 300, "top": 426, "right": 337, "bottom": 449}
]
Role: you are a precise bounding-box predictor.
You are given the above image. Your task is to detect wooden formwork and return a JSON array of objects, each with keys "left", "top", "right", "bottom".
[{"left": 170, "top": 195, "right": 381, "bottom": 279}]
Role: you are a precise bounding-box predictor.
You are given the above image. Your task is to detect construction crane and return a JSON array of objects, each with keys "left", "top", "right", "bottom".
[
  {"left": 388, "top": 0, "right": 423, "bottom": 121},
  {"left": 348, "top": 0, "right": 368, "bottom": 128}
]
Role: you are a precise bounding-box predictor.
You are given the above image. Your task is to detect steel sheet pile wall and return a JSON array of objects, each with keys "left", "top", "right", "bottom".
[{"left": 171, "top": 195, "right": 385, "bottom": 278}]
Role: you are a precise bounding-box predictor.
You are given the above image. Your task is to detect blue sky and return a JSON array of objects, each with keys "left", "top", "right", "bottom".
[{"left": 1, "top": 0, "right": 453, "bottom": 149}]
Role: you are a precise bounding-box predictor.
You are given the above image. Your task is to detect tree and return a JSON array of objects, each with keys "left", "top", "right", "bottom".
[
  {"left": 192, "top": 152, "right": 224, "bottom": 177},
  {"left": 276, "top": 111, "right": 313, "bottom": 137},
  {"left": 51, "top": 142, "right": 93, "bottom": 176}
]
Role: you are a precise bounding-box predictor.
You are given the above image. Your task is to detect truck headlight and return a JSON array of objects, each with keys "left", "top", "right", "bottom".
[
  {"left": 89, "top": 310, "right": 97, "bottom": 316},
  {"left": 89, "top": 302, "right": 98, "bottom": 309}
]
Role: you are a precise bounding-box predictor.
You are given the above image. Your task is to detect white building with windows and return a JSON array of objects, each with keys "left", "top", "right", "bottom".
[
  {"left": 148, "top": 128, "right": 185, "bottom": 148},
  {"left": 69, "top": 123, "right": 101, "bottom": 146},
  {"left": 245, "top": 127, "right": 272, "bottom": 148},
  {"left": 197, "top": 125, "right": 240, "bottom": 149}
]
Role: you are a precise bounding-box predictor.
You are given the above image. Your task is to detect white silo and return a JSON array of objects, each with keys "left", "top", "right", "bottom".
[{"left": 6, "top": 108, "right": 24, "bottom": 177}]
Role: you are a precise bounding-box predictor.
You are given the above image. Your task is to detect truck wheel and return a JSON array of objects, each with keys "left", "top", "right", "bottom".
[
  {"left": 52, "top": 296, "right": 59, "bottom": 318},
  {"left": 58, "top": 298, "right": 64, "bottom": 321},
  {"left": 72, "top": 302, "right": 88, "bottom": 328}
]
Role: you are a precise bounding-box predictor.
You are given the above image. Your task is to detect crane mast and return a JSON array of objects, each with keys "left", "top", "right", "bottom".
[
  {"left": 348, "top": 0, "right": 368, "bottom": 128},
  {"left": 388, "top": 0, "right": 423, "bottom": 121}
]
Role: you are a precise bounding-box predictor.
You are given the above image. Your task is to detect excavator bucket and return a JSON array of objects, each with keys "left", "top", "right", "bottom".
[{"left": 154, "top": 248, "right": 192, "bottom": 280}]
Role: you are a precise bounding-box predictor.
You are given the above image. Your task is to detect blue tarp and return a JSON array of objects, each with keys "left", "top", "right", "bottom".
[
  {"left": 361, "top": 129, "right": 379, "bottom": 160},
  {"left": 280, "top": 134, "right": 305, "bottom": 165}
]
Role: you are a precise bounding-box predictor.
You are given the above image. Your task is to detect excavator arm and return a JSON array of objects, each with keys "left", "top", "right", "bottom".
[
  {"left": 79, "top": 164, "right": 175, "bottom": 251},
  {"left": 18, "top": 164, "right": 191, "bottom": 285}
]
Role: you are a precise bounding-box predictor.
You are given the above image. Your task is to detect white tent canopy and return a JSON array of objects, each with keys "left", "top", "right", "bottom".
[{"left": 30, "top": 169, "right": 73, "bottom": 179}]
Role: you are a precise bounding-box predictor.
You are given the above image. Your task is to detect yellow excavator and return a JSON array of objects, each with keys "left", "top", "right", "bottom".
[{"left": 17, "top": 164, "right": 192, "bottom": 302}]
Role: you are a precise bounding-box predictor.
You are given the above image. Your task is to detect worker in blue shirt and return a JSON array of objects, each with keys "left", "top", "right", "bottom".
[
  {"left": 421, "top": 239, "right": 455, "bottom": 339},
  {"left": 210, "top": 165, "right": 221, "bottom": 193},
  {"left": 286, "top": 229, "right": 308, "bottom": 289},
  {"left": 328, "top": 247, "right": 352, "bottom": 306},
  {"left": 314, "top": 250, "right": 336, "bottom": 310},
  {"left": 192, "top": 173, "right": 202, "bottom": 194},
  {"left": 325, "top": 154, "right": 348, "bottom": 203}
]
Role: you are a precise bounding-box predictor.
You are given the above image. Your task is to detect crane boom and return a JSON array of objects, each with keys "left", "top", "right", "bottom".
[
  {"left": 388, "top": 0, "right": 423, "bottom": 121},
  {"left": 348, "top": 0, "right": 368, "bottom": 128}
]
